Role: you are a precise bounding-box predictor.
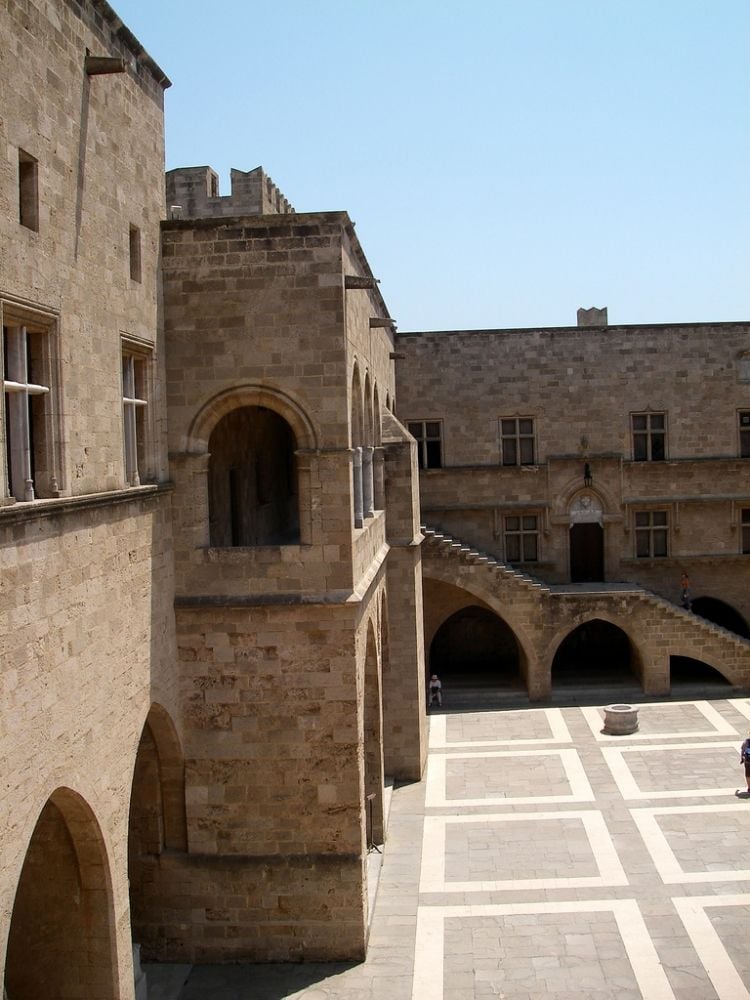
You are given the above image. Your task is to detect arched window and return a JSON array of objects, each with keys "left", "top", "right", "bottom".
[{"left": 208, "top": 405, "right": 299, "bottom": 546}]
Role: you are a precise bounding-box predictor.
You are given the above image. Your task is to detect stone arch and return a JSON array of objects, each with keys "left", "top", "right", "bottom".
[
  {"left": 186, "top": 383, "right": 318, "bottom": 454},
  {"left": 128, "top": 704, "right": 187, "bottom": 959},
  {"left": 669, "top": 654, "right": 734, "bottom": 687},
  {"left": 361, "top": 372, "right": 375, "bottom": 518},
  {"left": 4, "top": 788, "right": 118, "bottom": 1000},
  {"left": 548, "top": 615, "right": 644, "bottom": 689},
  {"left": 554, "top": 476, "right": 619, "bottom": 518},
  {"left": 363, "top": 616, "right": 385, "bottom": 846},
  {"left": 429, "top": 604, "right": 526, "bottom": 694},
  {"left": 691, "top": 596, "right": 750, "bottom": 639},
  {"left": 421, "top": 572, "right": 536, "bottom": 691}
]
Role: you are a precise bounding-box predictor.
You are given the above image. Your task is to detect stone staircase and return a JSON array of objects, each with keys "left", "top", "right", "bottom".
[{"left": 420, "top": 524, "right": 750, "bottom": 688}]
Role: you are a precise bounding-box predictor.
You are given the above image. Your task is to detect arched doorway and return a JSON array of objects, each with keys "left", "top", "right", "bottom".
[
  {"left": 569, "top": 493, "right": 604, "bottom": 582},
  {"left": 430, "top": 605, "right": 523, "bottom": 692},
  {"left": 128, "top": 706, "right": 186, "bottom": 959},
  {"left": 691, "top": 597, "right": 750, "bottom": 639},
  {"left": 208, "top": 405, "right": 299, "bottom": 546},
  {"left": 4, "top": 789, "right": 118, "bottom": 1000},
  {"left": 552, "top": 619, "right": 639, "bottom": 688}
]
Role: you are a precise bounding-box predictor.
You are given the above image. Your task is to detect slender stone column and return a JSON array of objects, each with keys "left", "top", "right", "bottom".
[
  {"left": 362, "top": 446, "right": 374, "bottom": 519},
  {"left": 353, "top": 447, "right": 364, "bottom": 528},
  {"left": 373, "top": 446, "right": 385, "bottom": 511}
]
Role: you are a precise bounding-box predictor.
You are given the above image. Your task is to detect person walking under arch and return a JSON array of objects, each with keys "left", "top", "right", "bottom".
[{"left": 428, "top": 674, "right": 442, "bottom": 708}]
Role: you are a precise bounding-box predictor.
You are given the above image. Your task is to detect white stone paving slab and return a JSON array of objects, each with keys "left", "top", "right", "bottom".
[
  {"left": 601, "top": 741, "right": 739, "bottom": 800},
  {"left": 419, "top": 809, "right": 628, "bottom": 893},
  {"left": 413, "top": 900, "right": 675, "bottom": 1000},
  {"left": 425, "top": 747, "right": 595, "bottom": 808},
  {"left": 581, "top": 700, "right": 737, "bottom": 742},
  {"left": 673, "top": 894, "right": 750, "bottom": 1000},
  {"left": 429, "top": 706, "right": 571, "bottom": 749},
  {"left": 631, "top": 804, "right": 750, "bottom": 884}
]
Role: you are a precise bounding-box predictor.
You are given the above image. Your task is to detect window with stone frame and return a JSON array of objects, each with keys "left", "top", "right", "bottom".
[
  {"left": 742, "top": 509, "right": 750, "bottom": 554},
  {"left": 407, "top": 420, "right": 442, "bottom": 470},
  {"left": 635, "top": 509, "right": 668, "bottom": 557},
  {"left": 121, "top": 341, "right": 152, "bottom": 486},
  {"left": 504, "top": 513, "right": 539, "bottom": 563},
  {"left": 500, "top": 417, "right": 535, "bottom": 466},
  {"left": 2, "top": 307, "right": 60, "bottom": 501},
  {"left": 739, "top": 412, "right": 750, "bottom": 458},
  {"left": 632, "top": 412, "right": 666, "bottom": 461}
]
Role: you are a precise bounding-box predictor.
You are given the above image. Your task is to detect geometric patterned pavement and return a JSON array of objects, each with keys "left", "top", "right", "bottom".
[{"left": 148, "top": 698, "right": 750, "bottom": 1000}]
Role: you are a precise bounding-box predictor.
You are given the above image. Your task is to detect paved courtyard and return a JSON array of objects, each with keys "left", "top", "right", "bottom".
[{"left": 147, "top": 696, "right": 750, "bottom": 999}]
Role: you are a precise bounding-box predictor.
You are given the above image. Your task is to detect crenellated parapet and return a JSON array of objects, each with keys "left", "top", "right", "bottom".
[{"left": 165, "top": 165, "right": 294, "bottom": 219}]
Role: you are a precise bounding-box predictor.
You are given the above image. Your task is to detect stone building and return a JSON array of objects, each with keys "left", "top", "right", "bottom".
[
  {"left": 0, "top": 1, "right": 425, "bottom": 996},
  {"left": 396, "top": 309, "right": 750, "bottom": 699}
]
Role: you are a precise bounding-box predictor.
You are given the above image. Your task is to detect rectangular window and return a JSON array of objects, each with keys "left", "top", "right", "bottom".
[
  {"left": 122, "top": 345, "right": 150, "bottom": 485},
  {"left": 739, "top": 412, "right": 750, "bottom": 458},
  {"left": 2, "top": 313, "right": 58, "bottom": 501},
  {"left": 632, "top": 412, "right": 666, "bottom": 461},
  {"left": 635, "top": 510, "right": 668, "bottom": 558},
  {"left": 742, "top": 509, "right": 750, "bottom": 554},
  {"left": 18, "top": 150, "right": 39, "bottom": 232},
  {"left": 408, "top": 420, "right": 442, "bottom": 469},
  {"left": 129, "top": 225, "right": 142, "bottom": 283},
  {"left": 504, "top": 514, "right": 539, "bottom": 563},
  {"left": 500, "top": 417, "right": 535, "bottom": 466}
]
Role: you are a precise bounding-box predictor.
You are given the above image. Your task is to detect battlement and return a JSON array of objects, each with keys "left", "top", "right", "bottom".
[{"left": 165, "top": 165, "right": 294, "bottom": 220}]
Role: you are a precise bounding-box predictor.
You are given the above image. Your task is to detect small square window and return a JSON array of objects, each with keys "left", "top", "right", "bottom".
[
  {"left": 504, "top": 513, "right": 539, "bottom": 563},
  {"left": 129, "top": 225, "right": 142, "bottom": 283},
  {"left": 500, "top": 417, "right": 535, "bottom": 466},
  {"left": 632, "top": 412, "right": 666, "bottom": 461},
  {"left": 2, "top": 310, "right": 60, "bottom": 500},
  {"left": 18, "top": 150, "right": 39, "bottom": 232},
  {"left": 741, "top": 509, "right": 750, "bottom": 555},
  {"left": 122, "top": 343, "right": 151, "bottom": 485},
  {"left": 739, "top": 412, "right": 750, "bottom": 458},
  {"left": 407, "top": 420, "right": 442, "bottom": 469},
  {"left": 635, "top": 509, "right": 668, "bottom": 558}
]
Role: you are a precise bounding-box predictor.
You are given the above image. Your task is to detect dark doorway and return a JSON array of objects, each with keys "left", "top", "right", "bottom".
[
  {"left": 552, "top": 618, "right": 638, "bottom": 688},
  {"left": 430, "top": 605, "right": 522, "bottom": 693},
  {"left": 570, "top": 523, "right": 604, "bottom": 582},
  {"left": 691, "top": 597, "right": 750, "bottom": 639}
]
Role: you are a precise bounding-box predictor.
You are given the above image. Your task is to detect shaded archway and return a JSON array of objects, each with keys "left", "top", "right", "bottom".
[
  {"left": 362, "top": 621, "right": 385, "bottom": 847},
  {"left": 551, "top": 618, "right": 639, "bottom": 688},
  {"left": 128, "top": 705, "right": 186, "bottom": 959},
  {"left": 208, "top": 405, "right": 299, "bottom": 546},
  {"left": 670, "top": 655, "right": 733, "bottom": 688},
  {"left": 691, "top": 597, "right": 750, "bottom": 639},
  {"left": 430, "top": 605, "right": 523, "bottom": 692},
  {"left": 4, "top": 789, "right": 117, "bottom": 1000}
]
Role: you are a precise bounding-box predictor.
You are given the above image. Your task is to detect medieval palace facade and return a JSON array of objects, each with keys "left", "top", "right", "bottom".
[{"left": 1, "top": 2, "right": 749, "bottom": 998}]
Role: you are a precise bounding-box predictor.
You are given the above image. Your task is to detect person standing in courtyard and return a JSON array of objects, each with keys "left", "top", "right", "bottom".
[
  {"left": 739, "top": 730, "right": 750, "bottom": 795},
  {"left": 680, "top": 571, "right": 692, "bottom": 610},
  {"left": 428, "top": 673, "right": 442, "bottom": 708}
]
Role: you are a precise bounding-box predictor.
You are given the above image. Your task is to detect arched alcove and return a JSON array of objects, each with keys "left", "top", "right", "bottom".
[
  {"left": 4, "top": 789, "right": 117, "bottom": 1000},
  {"left": 670, "top": 655, "right": 733, "bottom": 688},
  {"left": 551, "top": 618, "right": 639, "bottom": 688},
  {"left": 128, "top": 705, "right": 186, "bottom": 958},
  {"left": 362, "top": 621, "right": 385, "bottom": 846},
  {"left": 691, "top": 597, "right": 750, "bottom": 639},
  {"left": 429, "top": 605, "right": 523, "bottom": 692},
  {"left": 208, "top": 405, "right": 299, "bottom": 546}
]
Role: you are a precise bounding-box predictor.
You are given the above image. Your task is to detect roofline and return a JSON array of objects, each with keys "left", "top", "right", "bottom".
[
  {"left": 398, "top": 320, "right": 749, "bottom": 337},
  {"left": 96, "top": 0, "right": 171, "bottom": 88}
]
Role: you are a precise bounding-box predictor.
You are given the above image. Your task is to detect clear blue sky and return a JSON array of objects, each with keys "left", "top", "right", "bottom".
[{"left": 114, "top": 0, "right": 749, "bottom": 331}]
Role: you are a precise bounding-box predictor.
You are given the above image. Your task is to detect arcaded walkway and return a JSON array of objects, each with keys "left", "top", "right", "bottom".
[{"left": 148, "top": 697, "right": 750, "bottom": 999}]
